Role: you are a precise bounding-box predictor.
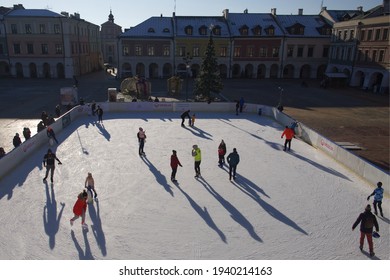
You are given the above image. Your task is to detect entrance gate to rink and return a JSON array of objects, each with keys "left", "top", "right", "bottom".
[{"left": 0, "top": 101, "right": 388, "bottom": 194}]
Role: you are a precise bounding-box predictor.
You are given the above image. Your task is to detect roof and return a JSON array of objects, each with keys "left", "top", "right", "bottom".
[
  {"left": 226, "top": 13, "right": 284, "bottom": 37},
  {"left": 275, "top": 15, "right": 330, "bottom": 37},
  {"left": 6, "top": 9, "right": 63, "bottom": 18},
  {"left": 324, "top": 10, "right": 363, "bottom": 22},
  {"left": 121, "top": 17, "right": 173, "bottom": 38},
  {"left": 175, "top": 16, "right": 230, "bottom": 37}
]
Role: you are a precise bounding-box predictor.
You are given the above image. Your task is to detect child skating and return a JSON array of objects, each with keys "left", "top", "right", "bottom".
[{"left": 70, "top": 190, "right": 88, "bottom": 229}]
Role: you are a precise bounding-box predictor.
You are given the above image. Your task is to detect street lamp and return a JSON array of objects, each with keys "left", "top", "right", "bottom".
[
  {"left": 183, "top": 52, "right": 192, "bottom": 101},
  {"left": 277, "top": 86, "right": 284, "bottom": 111}
]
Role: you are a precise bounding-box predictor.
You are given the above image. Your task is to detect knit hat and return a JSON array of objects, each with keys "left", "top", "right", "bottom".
[
  {"left": 193, "top": 145, "right": 198, "bottom": 149},
  {"left": 365, "top": 204, "right": 371, "bottom": 211}
]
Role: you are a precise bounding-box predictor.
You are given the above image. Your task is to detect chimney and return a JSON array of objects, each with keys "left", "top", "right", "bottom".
[
  {"left": 271, "top": 8, "right": 276, "bottom": 15},
  {"left": 321, "top": 6, "right": 327, "bottom": 12},
  {"left": 223, "top": 9, "right": 229, "bottom": 19},
  {"left": 384, "top": 0, "right": 390, "bottom": 14},
  {"left": 61, "top": 11, "right": 69, "bottom": 17},
  {"left": 357, "top": 6, "right": 363, "bottom": 12},
  {"left": 244, "top": 8, "right": 248, "bottom": 14},
  {"left": 298, "top": 8, "right": 303, "bottom": 15}
]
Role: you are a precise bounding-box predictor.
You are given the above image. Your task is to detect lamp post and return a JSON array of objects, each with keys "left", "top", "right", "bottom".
[{"left": 183, "top": 52, "right": 192, "bottom": 101}]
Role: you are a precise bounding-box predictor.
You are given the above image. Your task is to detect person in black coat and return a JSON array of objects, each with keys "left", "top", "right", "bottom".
[
  {"left": 43, "top": 149, "right": 62, "bottom": 183},
  {"left": 23, "top": 127, "right": 31, "bottom": 141},
  {"left": 13, "top": 133, "right": 22, "bottom": 148},
  {"left": 180, "top": 110, "right": 191, "bottom": 127},
  {"left": 96, "top": 105, "right": 103, "bottom": 123},
  {"left": 352, "top": 204, "right": 379, "bottom": 257},
  {"left": 227, "top": 148, "right": 240, "bottom": 180}
]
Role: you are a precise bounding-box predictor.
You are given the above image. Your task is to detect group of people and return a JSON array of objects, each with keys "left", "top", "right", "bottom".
[{"left": 180, "top": 110, "right": 196, "bottom": 127}]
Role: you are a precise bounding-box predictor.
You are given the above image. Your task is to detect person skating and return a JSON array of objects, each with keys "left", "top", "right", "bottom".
[
  {"left": 43, "top": 149, "right": 62, "bottom": 183},
  {"left": 367, "top": 182, "right": 384, "bottom": 217},
  {"left": 46, "top": 126, "right": 59, "bottom": 144},
  {"left": 85, "top": 172, "right": 98, "bottom": 200},
  {"left": 170, "top": 150, "right": 182, "bottom": 182},
  {"left": 227, "top": 148, "right": 240, "bottom": 180},
  {"left": 281, "top": 125, "right": 295, "bottom": 151},
  {"left": 70, "top": 190, "right": 88, "bottom": 228},
  {"left": 181, "top": 110, "right": 191, "bottom": 127},
  {"left": 191, "top": 114, "right": 196, "bottom": 127},
  {"left": 96, "top": 105, "right": 103, "bottom": 123},
  {"left": 352, "top": 204, "right": 379, "bottom": 257},
  {"left": 218, "top": 140, "right": 226, "bottom": 167},
  {"left": 192, "top": 144, "right": 201, "bottom": 177},
  {"left": 91, "top": 101, "right": 96, "bottom": 116},
  {"left": 137, "top": 127, "right": 146, "bottom": 156}
]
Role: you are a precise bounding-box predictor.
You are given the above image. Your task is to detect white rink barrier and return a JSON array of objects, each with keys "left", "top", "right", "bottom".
[{"left": 0, "top": 102, "right": 388, "bottom": 195}]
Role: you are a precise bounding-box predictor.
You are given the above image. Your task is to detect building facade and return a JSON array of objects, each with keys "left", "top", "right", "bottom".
[{"left": 100, "top": 10, "right": 122, "bottom": 66}]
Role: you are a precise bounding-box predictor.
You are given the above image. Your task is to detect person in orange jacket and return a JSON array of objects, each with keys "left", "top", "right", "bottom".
[
  {"left": 70, "top": 190, "right": 88, "bottom": 227},
  {"left": 281, "top": 125, "right": 295, "bottom": 151}
]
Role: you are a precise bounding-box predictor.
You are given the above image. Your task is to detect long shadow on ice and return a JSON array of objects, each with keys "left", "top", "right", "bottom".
[
  {"left": 175, "top": 183, "right": 227, "bottom": 243},
  {"left": 43, "top": 182, "right": 65, "bottom": 250},
  {"left": 71, "top": 229, "right": 94, "bottom": 260},
  {"left": 141, "top": 156, "right": 174, "bottom": 196},
  {"left": 182, "top": 125, "right": 213, "bottom": 140},
  {"left": 231, "top": 179, "right": 308, "bottom": 236},
  {"left": 88, "top": 200, "right": 107, "bottom": 256},
  {"left": 196, "top": 177, "right": 262, "bottom": 242}
]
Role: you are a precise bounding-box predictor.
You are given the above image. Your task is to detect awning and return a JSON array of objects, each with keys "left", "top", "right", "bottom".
[{"left": 325, "top": 72, "right": 348, "bottom": 78}]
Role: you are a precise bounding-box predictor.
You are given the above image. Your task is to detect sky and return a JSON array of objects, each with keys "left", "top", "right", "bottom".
[{"left": 1, "top": 0, "right": 384, "bottom": 29}]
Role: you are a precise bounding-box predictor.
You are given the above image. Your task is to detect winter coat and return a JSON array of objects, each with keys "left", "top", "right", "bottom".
[
  {"left": 181, "top": 110, "right": 190, "bottom": 119},
  {"left": 352, "top": 210, "right": 379, "bottom": 234},
  {"left": 192, "top": 148, "right": 201, "bottom": 162},
  {"left": 13, "top": 135, "right": 21, "bottom": 147},
  {"left": 370, "top": 187, "right": 384, "bottom": 202},
  {"left": 282, "top": 127, "right": 295, "bottom": 140},
  {"left": 171, "top": 155, "right": 182, "bottom": 169},
  {"left": 43, "top": 152, "right": 61, "bottom": 166},
  {"left": 23, "top": 128, "right": 31, "bottom": 140},
  {"left": 227, "top": 151, "right": 240, "bottom": 166},
  {"left": 218, "top": 142, "right": 226, "bottom": 155},
  {"left": 73, "top": 197, "right": 87, "bottom": 216}
]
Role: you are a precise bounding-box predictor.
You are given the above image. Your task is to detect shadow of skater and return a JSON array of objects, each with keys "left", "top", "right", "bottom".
[
  {"left": 88, "top": 200, "right": 107, "bottom": 256},
  {"left": 96, "top": 122, "right": 111, "bottom": 141},
  {"left": 175, "top": 183, "right": 227, "bottom": 243},
  {"left": 196, "top": 177, "right": 262, "bottom": 242},
  {"left": 71, "top": 229, "right": 94, "bottom": 260},
  {"left": 141, "top": 156, "right": 174, "bottom": 196},
  {"left": 231, "top": 180, "right": 308, "bottom": 235},
  {"left": 43, "top": 182, "right": 65, "bottom": 249},
  {"left": 183, "top": 126, "right": 213, "bottom": 140}
]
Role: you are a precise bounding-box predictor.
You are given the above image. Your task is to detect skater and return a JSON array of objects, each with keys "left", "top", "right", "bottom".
[
  {"left": 91, "top": 101, "right": 96, "bottom": 116},
  {"left": 235, "top": 100, "right": 239, "bottom": 115},
  {"left": 85, "top": 172, "right": 98, "bottom": 199},
  {"left": 192, "top": 145, "right": 201, "bottom": 177},
  {"left": 23, "top": 127, "right": 31, "bottom": 141},
  {"left": 191, "top": 114, "right": 196, "bottom": 127},
  {"left": 96, "top": 105, "right": 103, "bottom": 123},
  {"left": 46, "top": 126, "right": 59, "bottom": 144},
  {"left": 170, "top": 150, "right": 182, "bottom": 182},
  {"left": 41, "top": 111, "right": 48, "bottom": 126},
  {"left": 55, "top": 104, "right": 61, "bottom": 118},
  {"left": 37, "top": 120, "right": 46, "bottom": 133},
  {"left": 13, "top": 133, "right": 22, "bottom": 148},
  {"left": 239, "top": 97, "right": 245, "bottom": 113},
  {"left": 137, "top": 127, "right": 146, "bottom": 156},
  {"left": 367, "top": 182, "right": 384, "bottom": 217},
  {"left": 352, "top": 204, "right": 379, "bottom": 257},
  {"left": 42, "top": 148, "right": 62, "bottom": 183},
  {"left": 70, "top": 190, "right": 88, "bottom": 227},
  {"left": 181, "top": 110, "right": 191, "bottom": 127},
  {"left": 227, "top": 148, "right": 240, "bottom": 180},
  {"left": 218, "top": 140, "right": 227, "bottom": 167},
  {"left": 281, "top": 125, "right": 295, "bottom": 151}
]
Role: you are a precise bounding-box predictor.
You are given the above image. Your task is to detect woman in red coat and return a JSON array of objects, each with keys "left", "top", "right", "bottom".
[
  {"left": 70, "top": 190, "right": 88, "bottom": 226},
  {"left": 170, "top": 150, "right": 182, "bottom": 182}
]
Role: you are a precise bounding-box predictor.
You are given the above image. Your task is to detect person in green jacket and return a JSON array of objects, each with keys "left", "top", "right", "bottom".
[{"left": 192, "top": 145, "right": 201, "bottom": 177}]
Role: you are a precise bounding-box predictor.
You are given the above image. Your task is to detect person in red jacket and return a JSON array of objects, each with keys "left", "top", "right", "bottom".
[
  {"left": 281, "top": 125, "right": 295, "bottom": 151},
  {"left": 170, "top": 150, "right": 182, "bottom": 182},
  {"left": 70, "top": 190, "right": 88, "bottom": 227}
]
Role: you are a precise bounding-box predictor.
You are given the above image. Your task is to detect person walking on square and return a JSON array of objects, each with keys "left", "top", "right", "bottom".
[
  {"left": 23, "top": 127, "right": 31, "bottom": 141},
  {"left": 281, "top": 125, "right": 295, "bottom": 151},
  {"left": 227, "top": 148, "right": 240, "bottom": 180},
  {"left": 170, "top": 150, "right": 182, "bottom": 182},
  {"left": 218, "top": 140, "right": 227, "bottom": 167},
  {"left": 43, "top": 148, "right": 62, "bottom": 183},
  {"left": 13, "top": 133, "right": 22, "bottom": 148},
  {"left": 192, "top": 145, "right": 201, "bottom": 177},
  {"left": 181, "top": 110, "right": 191, "bottom": 127},
  {"left": 70, "top": 190, "right": 88, "bottom": 227},
  {"left": 85, "top": 172, "right": 98, "bottom": 200},
  {"left": 367, "top": 182, "right": 384, "bottom": 217},
  {"left": 352, "top": 204, "right": 379, "bottom": 257},
  {"left": 96, "top": 105, "right": 103, "bottom": 123},
  {"left": 137, "top": 127, "right": 146, "bottom": 156}
]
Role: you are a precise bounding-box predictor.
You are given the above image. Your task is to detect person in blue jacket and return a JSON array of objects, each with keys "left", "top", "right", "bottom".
[{"left": 367, "top": 182, "right": 384, "bottom": 217}]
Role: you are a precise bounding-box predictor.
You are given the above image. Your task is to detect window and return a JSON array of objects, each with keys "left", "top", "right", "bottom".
[
  {"left": 123, "top": 46, "right": 129, "bottom": 56},
  {"left": 27, "top": 43, "right": 34, "bottom": 54},
  {"left": 13, "top": 43, "right": 21, "bottom": 54},
  {"left": 220, "top": 47, "right": 227, "bottom": 57},
  {"left": 11, "top": 24, "right": 17, "bottom": 34},
  {"left": 382, "top": 29, "right": 388, "bottom": 40},
  {"left": 135, "top": 45, "right": 142, "bottom": 56},
  {"left": 272, "top": 47, "right": 279, "bottom": 57},
  {"left": 287, "top": 46, "right": 294, "bottom": 57},
  {"left": 185, "top": 26, "right": 193, "bottom": 35},
  {"left": 247, "top": 47, "right": 254, "bottom": 57},
  {"left": 199, "top": 26, "right": 207, "bottom": 35},
  {"left": 338, "top": 31, "right": 342, "bottom": 40},
  {"left": 54, "top": 24, "right": 60, "bottom": 34},
  {"left": 375, "top": 29, "right": 380, "bottom": 40},
  {"left": 55, "top": 44, "right": 63, "bottom": 54},
  {"left": 266, "top": 26, "right": 275, "bottom": 36},
  {"left": 259, "top": 47, "right": 267, "bottom": 57},
  {"left": 343, "top": 30, "right": 348, "bottom": 40},
  {"left": 163, "top": 46, "right": 170, "bottom": 56},
  {"left": 41, "top": 44, "right": 48, "bottom": 54},
  {"left": 234, "top": 47, "right": 241, "bottom": 57},
  {"left": 308, "top": 46, "right": 314, "bottom": 57},
  {"left": 148, "top": 46, "right": 155, "bottom": 56},
  {"left": 148, "top": 28, "right": 155, "bottom": 33},
  {"left": 25, "top": 24, "right": 32, "bottom": 34},
  {"left": 322, "top": 46, "right": 329, "bottom": 57},
  {"left": 163, "top": 28, "right": 170, "bottom": 33},
  {"left": 192, "top": 47, "right": 200, "bottom": 57},
  {"left": 364, "top": 50, "right": 369, "bottom": 61},
  {"left": 367, "top": 30, "right": 372, "bottom": 41},
  {"left": 350, "top": 30, "right": 355, "bottom": 40},
  {"left": 252, "top": 26, "right": 261, "bottom": 36},
  {"left": 179, "top": 46, "right": 186, "bottom": 57},
  {"left": 212, "top": 26, "right": 221, "bottom": 35},
  {"left": 360, "top": 30, "right": 365, "bottom": 41},
  {"left": 378, "top": 50, "right": 385, "bottom": 62},
  {"left": 297, "top": 46, "right": 304, "bottom": 57},
  {"left": 372, "top": 50, "right": 377, "bottom": 62},
  {"left": 39, "top": 24, "right": 46, "bottom": 34},
  {"left": 240, "top": 26, "right": 249, "bottom": 36}
]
